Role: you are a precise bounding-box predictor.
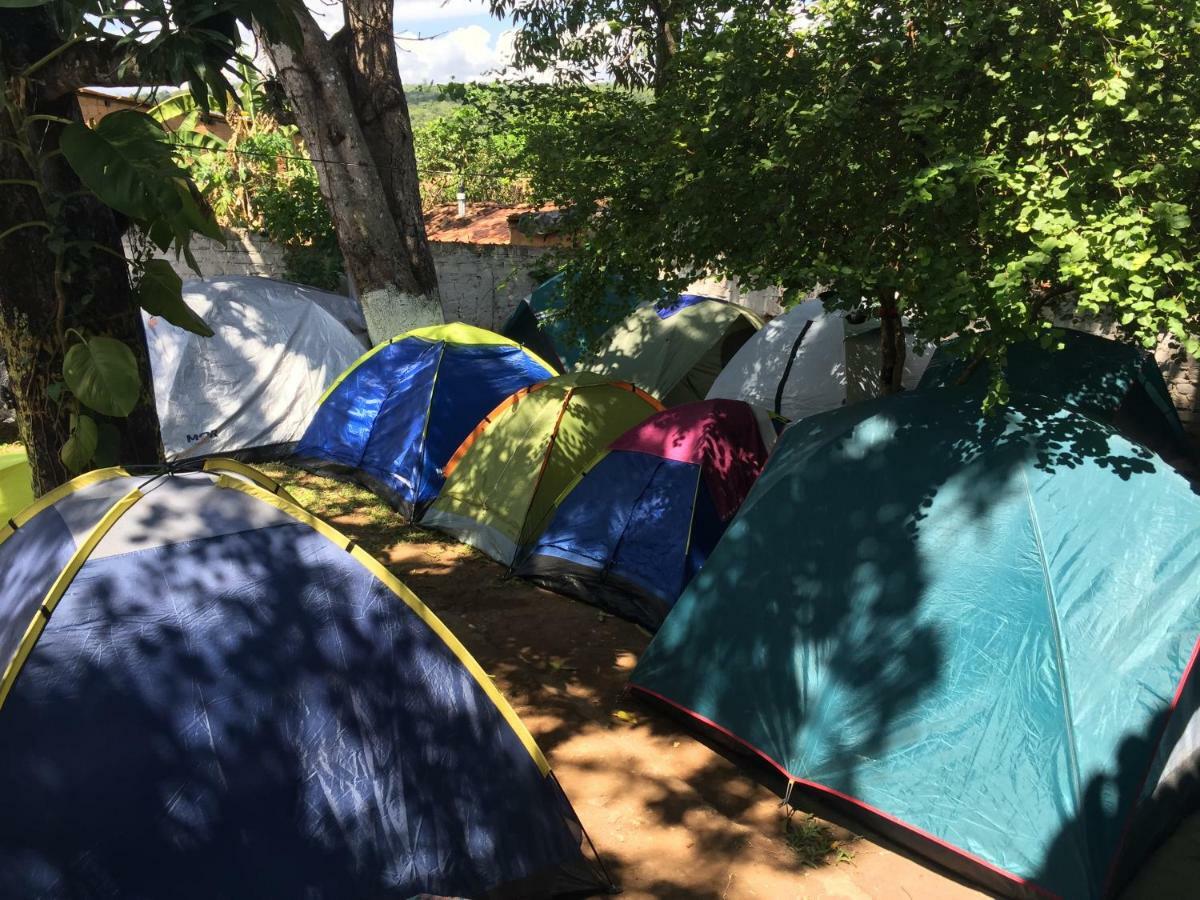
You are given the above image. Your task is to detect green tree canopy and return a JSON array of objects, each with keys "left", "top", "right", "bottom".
[{"left": 511, "top": 0, "right": 1200, "bottom": 397}]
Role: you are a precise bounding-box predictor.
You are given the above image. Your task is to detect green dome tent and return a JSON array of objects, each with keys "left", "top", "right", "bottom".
[
  {"left": 581, "top": 296, "right": 762, "bottom": 406},
  {"left": 0, "top": 448, "right": 31, "bottom": 524},
  {"left": 422, "top": 371, "right": 663, "bottom": 566},
  {"left": 631, "top": 391, "right": 1200, "bottom": 899},
  {"left": 918, "top": 327, "right": 1192, "bottom": 467}
]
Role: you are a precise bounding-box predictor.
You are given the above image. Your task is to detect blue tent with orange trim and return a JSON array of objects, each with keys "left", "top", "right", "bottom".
[
  {"left": 293, "top": 323, "right": 555, "bottom": 519},
  {"left": 0, "top": 460, "right": 610, "bottom": 897}
]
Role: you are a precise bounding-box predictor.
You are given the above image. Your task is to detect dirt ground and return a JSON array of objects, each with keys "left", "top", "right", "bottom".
[{"left": 266, "top": 464, "right": 985, "bottom": 900}]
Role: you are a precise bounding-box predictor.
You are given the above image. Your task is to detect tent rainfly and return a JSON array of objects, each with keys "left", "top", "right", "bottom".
[
  {"left": 582, "top": 296, "right": 762, "bottom": 406},
  {"left": 918, "top": 327, "right": 1194, "bottom": 469},
  {"left": 293, "top": 324, "right": 555, "bottom": 519},
  {"left": 0, "top": 460, "right": 611, "bottom": 897},
  {"left": 501, "top": 272, "right": 663, "bottom": 373},
  {"left": 422, "top": 371, "right": 663, "bottom": 566},
  {"left": 144, "top": 277, "right": 366, "bottom": 460},
  {"left": 517, "top": 399, "right": 776, "bottom": 630},
  {"left": 631, "top": 390, "right": 1200, "bottom": 900},
  {"left": 706, "top": 297, "right": 932, "bottom": 420}
]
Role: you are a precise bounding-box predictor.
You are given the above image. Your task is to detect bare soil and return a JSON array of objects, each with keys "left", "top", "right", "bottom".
[{"left": 267, "top": 465, "right": 985, "bottom": 900}]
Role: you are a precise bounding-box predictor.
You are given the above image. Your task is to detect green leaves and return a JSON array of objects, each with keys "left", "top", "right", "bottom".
[
  {"left": 63, "top": 337, "right": 141, "bottom": 418},
  {"left": 60, "top": 110, "right": 223, "bottom": 258},
  {"left": 60, "top": 414, "right": 98, "bottom": 474},
  {"left": 136, "top": 259, "right": 213, "bottom": 336}
]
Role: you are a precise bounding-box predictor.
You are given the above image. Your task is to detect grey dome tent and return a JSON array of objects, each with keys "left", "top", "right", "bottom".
[
  {"left": 144, "top": 276, "right": 367, "bottom": 460},
  {"left": 0, "top": 459, "right": 612, "bottom": 897}
]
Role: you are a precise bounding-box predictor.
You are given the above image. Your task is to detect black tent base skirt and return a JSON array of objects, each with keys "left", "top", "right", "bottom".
[{"left": 517, "top": 553, "right": 672, "bottom": 633}]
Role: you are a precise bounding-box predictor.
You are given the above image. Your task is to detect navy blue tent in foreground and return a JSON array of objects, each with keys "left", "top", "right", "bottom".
[
  {"left": 0, "top": 460, "right": 609, "bottom": 898},
  {"left": 632, "top": 391, "right": 1200, "bottom": 899}
]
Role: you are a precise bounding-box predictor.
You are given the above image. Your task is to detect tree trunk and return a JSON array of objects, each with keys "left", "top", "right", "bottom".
[
  {"left": 263, "top": 5, "right": 443, "bottom": 346},
  {"left": 878, "top": 290, "right": 907, "bottom": 396},
  {"left": 648, "top": 0, "right": 680, "bottom": 95},
  {"left": 0, "top": 13, "right": 163, "bottom": 495}
]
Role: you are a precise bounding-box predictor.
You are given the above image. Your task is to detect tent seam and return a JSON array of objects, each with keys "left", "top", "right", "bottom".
[{"left": 1022, "top": 468, "right": 1089, "bottom": 891}]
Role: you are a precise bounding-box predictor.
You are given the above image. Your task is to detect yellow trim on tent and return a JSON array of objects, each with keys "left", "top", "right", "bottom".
[
  {"left": 316, "top": 322, "right": 555, "bottom": 406},
  {"left": 0, "top": 465, "right": 130, "bottom": 554},
  {"left": 203, "top": 457, "right": 298, "bottom": 504},
  {"left": 0, "top": 487, "right": 144, "bottom": 712},
  {"left": 214, "top": 476, "right": 553, "bottom": 777}
]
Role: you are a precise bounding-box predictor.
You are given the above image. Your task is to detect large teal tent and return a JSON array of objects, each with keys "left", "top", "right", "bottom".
[{"left": 631, "top": 391, "right": 1200, "bottom": 899}]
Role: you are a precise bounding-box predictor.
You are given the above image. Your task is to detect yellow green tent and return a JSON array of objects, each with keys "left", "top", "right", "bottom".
[
  {"left": 0, "top": 448, "right": 32, "bottom": 523},
  {"left": 581, "top": 296, "right": 763, "bottom": 406},
  {"left": 421, "top": 372, "right": 663, "bottom": 565}
]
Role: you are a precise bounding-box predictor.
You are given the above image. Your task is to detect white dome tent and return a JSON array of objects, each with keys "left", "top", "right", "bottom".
[
  {"left": 706, "top": 297, "right": 934, "bottom": 420},
  {"left": 144, "top": 276, "right": 367, "bottom": 460}
]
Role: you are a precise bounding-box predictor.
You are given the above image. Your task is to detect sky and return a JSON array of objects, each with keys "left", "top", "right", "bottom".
[{"left": 306, "top": 0, "right": 520, "bottom": 84}]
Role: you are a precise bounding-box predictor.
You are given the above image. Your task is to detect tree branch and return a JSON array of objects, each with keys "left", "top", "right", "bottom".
[{"left": 40, "top": 40, "right": 144, "bottom": 101}]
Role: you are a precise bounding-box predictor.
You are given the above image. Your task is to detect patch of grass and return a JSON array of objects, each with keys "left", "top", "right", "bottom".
[
  {"left": 783, "top": 814, "right": 855, "bottom": 868},
  {"left": 257, "top": 462, "right": 453, "bottom": 554}
]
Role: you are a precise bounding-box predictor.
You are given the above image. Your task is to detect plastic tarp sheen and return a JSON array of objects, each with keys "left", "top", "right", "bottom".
[
  {"left": 293, "top": 324, "right": 554, "bottom": 519},
  {"left": 0, "top": 465, "right": 609, "bottom": 898},
  {"left": 706, "top": 298, "right": 933, "bottom": 420},
  {"left": 421, "top": 371, "right": 663, "bottom": 566},
  {"left": 918, "top": 328, "right": 1194, "bottom": 467},
  {"left": 144, "top": 277, "right": 366, "bottom": 460},
  {"left": 0, "top": 449, "right": 31, "bottom": 523},
  {"left": 517, "top": 400, "right": 776, "bottom": 630},
  {"left": 581, "top": 298, "right": 762, "bottom": 406},
  {"left": 630, "top": 391, "right": 1200, "bottom": 899}
]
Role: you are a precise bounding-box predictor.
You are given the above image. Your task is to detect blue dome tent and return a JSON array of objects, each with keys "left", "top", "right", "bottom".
[
  {"left": 0, "top": 460, "right": 610, "bottom": 898},
  {"left": 517, "top": 399, "right": 776, "bottom": 630},
  {"left": 293, "top": 323, "right": 555, "bottom": 519},
  {"left": 631, "top": 391, "right": 1200, "bottom": 899}
]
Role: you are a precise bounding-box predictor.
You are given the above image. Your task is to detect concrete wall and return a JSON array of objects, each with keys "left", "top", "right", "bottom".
[{"left": 148, "top": 229, "right": 1197, "bottom": 445}]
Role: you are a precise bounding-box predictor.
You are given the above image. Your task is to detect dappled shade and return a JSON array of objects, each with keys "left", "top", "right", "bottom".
[
  {"left": 293, "top": 323, "right": 554, "bottom": 520},
  {"left": 707, "top": 298, "right": 933, "bottom": 419},
  {"left": 501, "top": 272, "right": 659, "bottom": 372},
  {"left": 0, "top": 463, "right": 607, "bottom": 897},
  {"left": 422, "top": 372, "right": 663, "bottom": 566},
  {"left": 631, "top": 390, "right": 1200, "bottom": 899},
  {"left": 144, "top": 276, "right": 366, "bottom": 460},
  {"left": 919, "top": 327, "right": 1194, "bottom": 470},
  {"left": 517, "top": 399, "right": 777, "bottom": 630},
  {"left": 582, "top": 295, "right": 762, "bottom": 406}
]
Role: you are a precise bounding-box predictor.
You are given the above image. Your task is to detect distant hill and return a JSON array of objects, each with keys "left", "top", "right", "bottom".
[{"left": 406, "top": 83, "right": 460, "bottom": 128}]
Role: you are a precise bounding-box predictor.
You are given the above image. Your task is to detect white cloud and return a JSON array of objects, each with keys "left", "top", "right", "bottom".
[
  {"left": 396, "top": 24, "right": 516, "bottom": 82},
  {"left": 306, "top": 0, "right": 494, "bottom": 38}
]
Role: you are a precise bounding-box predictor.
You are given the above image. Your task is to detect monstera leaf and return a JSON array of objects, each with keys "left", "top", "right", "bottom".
[
  {"left": 60, "top": 414, "right": 98, "bottom": 474},
  {"left": 63, "top": 337, "right": 141, "bottom": 418},
  {"left": 60, "top": 110, "right": 223, "bottom": 251}
]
